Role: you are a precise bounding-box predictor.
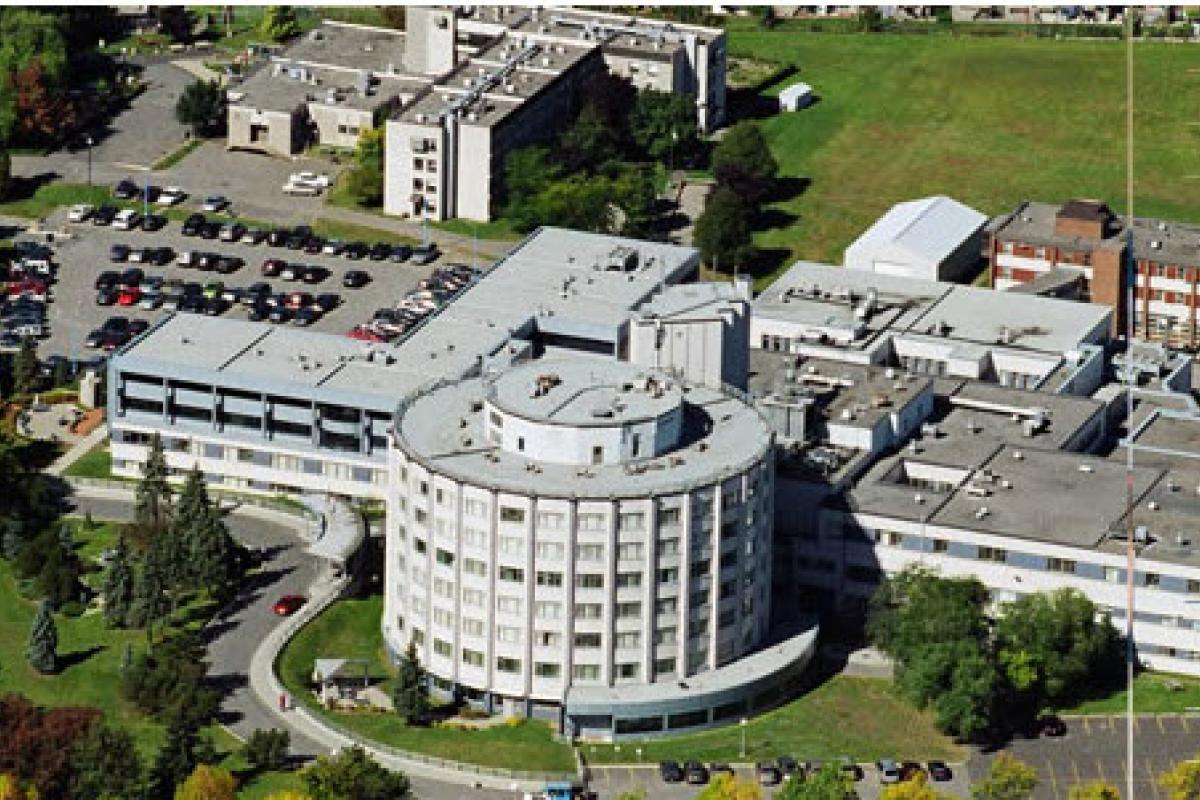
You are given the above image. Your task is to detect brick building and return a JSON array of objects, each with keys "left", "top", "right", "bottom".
[{"left": 986, "top": 199, "right": 1200, "bottom": 350}]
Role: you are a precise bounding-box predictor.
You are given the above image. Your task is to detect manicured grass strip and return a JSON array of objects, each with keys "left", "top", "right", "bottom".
[
  {"left": 584, "top": 676, "right": 964, "bottom": 765},
  {"left": 431, "top": 217, "right": 524, "bottom": 242},
  {"left": 311, "top": 218, "right": 419, "bottom": 247},
  {"left": 153, "top": 137, "right": 208, "bottom": 171},
  {"left": 62, "top": 442, "right": 113, "bottom": 479},
  {"left": 0, "top": 183, "right": 112, "bottom": 220},
  {"left": 278, "top": 594, "right": 575, "bottom": 773}
]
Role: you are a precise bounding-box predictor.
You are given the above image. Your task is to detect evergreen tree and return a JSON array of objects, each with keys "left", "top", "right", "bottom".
[
  {"left": 244, "top": 728, "right": 290, "bottom": 773},
  {"left": 119, "top": 641, "right": 133, "bottom": 674},
  {"left": 711, "top": 121, "right": 779, "bottom": 205},
  {"left": 693, "top": 186, "right": 754, "bottom": 271},
  {"left": 26, "top": 598, "right": 57, "bottom": 673},
  {"left": 128, "top": 544, "right": 170, "bottom": 630},
  {"left": 392, "top": 641, "right": 429, "bottom": 724},
  {"left": 1, "top": 517, "right": 24, "bottom": 559},
  {"left": 103, "top": 536, "right": 135, "bottom": 628},
  {"left": 57, "top": 520, "right": 74, "bottom": 551},
  {"left": 69, "top": 723, "right": 143, "bottom": 800},
  {"left": 149, "top": 717, "right": 200, "bottom": 799},
  {"left": 11, "top": 336, "right": 38, "bottom": 396},
  {"left": 136, "top": 433, "right": 172, "bottom": 532}
]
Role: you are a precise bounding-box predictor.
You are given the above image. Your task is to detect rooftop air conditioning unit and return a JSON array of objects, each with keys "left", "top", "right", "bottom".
[
  {"left": 1152, "top": 240, "right": 1162, "bottom": 249},
  {"left": 1078, "top": 463, "right": 1094, "bottom": 473}
]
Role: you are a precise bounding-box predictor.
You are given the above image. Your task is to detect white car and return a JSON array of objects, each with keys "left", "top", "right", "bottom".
[
  {"left": 176, "top": 251, "right": 197, "bottom": 267},
  {"left": 67, "top": 204, "right": 94, "bottom": 223},
  {"left": 113, "top": 209, "right": 142, "bottom": 230},
  {"left": 157, "top": 186, "right": 186, "bottom": 206},
  {"left": 282, "top": 182, "right": 322, "bottom": 197},
  {"left": 202, "top": 195, "right": 229, "bottom": 212},
  {"left": 289, "top": 171, "right": 331, "bottom": 189}
]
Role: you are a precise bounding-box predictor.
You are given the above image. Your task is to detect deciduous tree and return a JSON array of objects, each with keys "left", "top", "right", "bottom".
[
  {"left": 0, "top": 694, "right": 99, "bottom": 798},
  {"left": 244, "top": 728, "right": 290, "bottom": 773},
  {"left": 301, "top": 746, "right": 411, "bottom": 800},
  {"left": 882, "top": 772, "right": 955, "bottom": 800},
  {"left": 69, "top": 724, "right": 142, "bottom": 800},
  {"left": 694, "top": 772, "right": 762, "bottom": 800},
  {"left": 12, "top": 59, "right": 74, "bottom": 146},
  {"left": 970, "top": 753, "right": 1039, "bottom": 800},
  {"left": 630, "top": 90, "right": 698, "bottom": 163},
  {"left": 1160, "top": 755, "right": 1200, "bottom": 800},
  {"left": 175, "top": 80, "right": 225, "bottom": 137},
  {"left": 175, "top": 764, "right": 236, "bottom": 800},
  {"left": 776, "top": 764, "right": 852, "bottom": 799},
  {"left": 260, "top": 6, "right": 301, "bottom": 42},
  {"left": 1067, "top": 782, "right": 1120, "bottom": 800},
  {"left": 711, "top": 122, "right": 778, "bottom": 205},
  {"left": 11, "top": 337, "right": 37, "bottom": 396}
]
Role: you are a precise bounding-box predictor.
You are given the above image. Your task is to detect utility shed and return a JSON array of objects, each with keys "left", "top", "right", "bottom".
[
  {"left": 778, "top": 82, "right": 814, "bottom": 112},
  {"left": 845, "top": 195, "right": 987, "bottom": 283}
]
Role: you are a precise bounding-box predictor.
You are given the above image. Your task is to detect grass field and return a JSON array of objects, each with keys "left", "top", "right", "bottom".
[
  {"left": 725, "top": 32, "right": 1200, "bottom": 285},
  {"left": 1054, "top": 672, "right": 1200, "bottom": 715},
  {"left": 584, "top": 676, "right": 963, "bottom": 765},
  {"left": 278, "top": 594, "right": 576, "bottom": 773}
]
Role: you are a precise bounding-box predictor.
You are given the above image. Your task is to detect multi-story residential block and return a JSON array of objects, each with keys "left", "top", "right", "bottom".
[{"left": 987, "top": 199, "right": 1200, "bottom": 350}]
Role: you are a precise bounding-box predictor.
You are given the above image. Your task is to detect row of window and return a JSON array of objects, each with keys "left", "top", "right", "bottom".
[{"left": 446, "top": 646, "right": 645, "bottom": 680}]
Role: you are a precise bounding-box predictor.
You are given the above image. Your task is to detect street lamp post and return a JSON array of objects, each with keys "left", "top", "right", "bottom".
[
  {"left": 85, "top": 136, "right": 94, "bottom": 186},
  {"left": 739, "top": 718, "right": 748, "bottom": 758}
]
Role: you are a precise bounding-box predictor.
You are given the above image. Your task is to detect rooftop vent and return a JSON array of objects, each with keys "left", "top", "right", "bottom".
[
  {"left": 1012, "top": 450, "right": 1024, "bottom": 460},
  {"left": 975, "top": 506, "right": 991, "bottom": 520},
  {"left": 1078, "top": 464, "right": 1095, "bottom": 473},
  {"left": 1148, "top": 500, "right": 1160, "bottom": 511},
  {"left": 914, "top": 493, "right": 925, "bottom": 505}
]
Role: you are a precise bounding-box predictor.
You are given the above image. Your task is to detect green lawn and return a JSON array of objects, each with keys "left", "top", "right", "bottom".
[
  {"left": 726, "top": 32, "right": 1200, "bottom": 286},
  {"left": 1054, "top": 672, "right": 1200, "bottom": 715},
  {"left": 62, "top": 442, "right": 113, "bottom": 479},
  {"left": 431, "top": 217, "right": 524, "bottom": 242},
  {"left": 153, "top": 137, "right": 208, "bottom": 171},
  {"left": 0, "top": 183, "right": 112, "bottom": 220},
  {"left": 278, "top": 594, "right": 576, "bottom": 773},
  {"left": 584, "top": 676, "right": 963, "bottom": 765},
  {"left": 311, "top": 218, "right": 419, "bottom": 247}
]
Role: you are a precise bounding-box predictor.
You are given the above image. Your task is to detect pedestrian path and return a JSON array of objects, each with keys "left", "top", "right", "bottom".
[{"left": 46, "top": 423, "right": 108, "bottom": 477}]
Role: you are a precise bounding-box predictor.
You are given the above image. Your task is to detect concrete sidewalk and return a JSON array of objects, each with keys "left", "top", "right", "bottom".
[{"left": 46, "top": 424, "right": 108, "bottom": 477}]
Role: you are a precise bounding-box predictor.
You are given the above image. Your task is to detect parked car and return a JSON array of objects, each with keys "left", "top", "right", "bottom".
[
  {"left": 411, "top": 242, "right": 440, "bottom": 264},
  {"left": 113, "top": 178, "right": 138, "bottom": 200},
  {"left": 293, "top": 306, "right": 321, "bottom": 326},
  {"left": 282, "top": 181, "right": 321, "bottom": 196},
  {"left": 756, "top": 762, "right": 782, "bottom": 787},
  {"left": 301, "top": 266, "right": 326, "bottom": 285},
  {"left": 196, "top": 252, "right": 218, "bottom": 271},
  {"left": 659, "top": 761, "right": 684, "bottom": 783},
  {"left": 94, "top": 271, "right": 120, "bottom": 290},
  {"left": 289, "top": 171, "right": 331, "bottom": 189},
  {"left": 284, "top": 291, "right": 313, "bottom": 310},
  {"left": 683, "top": 762, "right": 709, "bottom": 786},
  {"left": 927, "top": 761, "right": 952, "bottom": 782},
  {"left": 876, "top": 759, "right": 901, "bottom": 785},
  {"left": 199, "top": 221, "right": 221, "bottom": 240},
  {"left": 67, "top": 204, "right": 94, "bottom": 223},
  {"left": 314, "top": 293, "right": 340, "bottom": 313},
  {"left": 267, "top": 228, "right": 290, "bottom": 247},
  {"left": 280, "top": 262, "right": 303, "bottom": 281},
  {"left": 144, "top": 247, "right": 174, "bottom": 266},
  {"left": 157, "top": 186, "right": 187, "bottom": 206},
  {"left": 138, "top": 290, "right": 163, "bottom": 310},
  {"left": 390, "top": 243, "right": 413, "bottom": 263},
  {"left": 203, "top": 297, "right": 228, "bottom": 316},
  {"left": 322, "top": 239, "right": 344, "bottom": 256},
  {"left": 219, "top": 223, "right": 247, "bottom": 242},
  {"left": 181, "top": 213, "right": 206, "bottom": 236},
  {"left": 128, "top": 319, "right": 149, "bottom": 337},
  {"left": 342, "top": 241, "right": 368, "bottom": 260},
  {"left": 268, "top": 305, "right": 293, "bottom": 324},
  {"left": 369, "top": 242, "right": 392, "bottom": 261},
  {"left": 119, "top": 267, "right": 144, "bottom": 288},
  {"left": 776, "top": 756, "right": 799, "bottom": 776},
  {"left": 247, "top": 301, "right": 271, "bottom": 322},
  {"left": 1038, "top": 715, "right": 1067, "bottom": 737},
  {"left": 202, "top": 195, "right": 229, "bottom": 212},
  {"left": 261, "top": 258, "right": 285, "bottom": 277},
  {"left": 202, "top": 281, "right": 224, "bottom": 300},
  {"left": 140, "top": 213, "right": 168, "bottom": 232},
  {"left": 215, "top": 256, "right": 244, "bottom": 275},
  {"left": 342, "top": 270, "right": 370, "bottom": 288},
  {"left": 113, "top": 209, "right": 142, "bottom": 230},
  {"left": 838, "top": 757, "right": 864, "bottom": 782},
  {"left": 109, "top": 244, "right": 131, "bottom": 262},
  {"left": 92, "top": 205, "right": 118, "bottom": 226},
  {"left": 303, "top": 236, "right": 325, "bottom": 255},
  {"left": 117, "top": 287, "right": 141, "bottom": 306},
  {"left": 243, "top": 228, "right": 267, "bottom": 245}
]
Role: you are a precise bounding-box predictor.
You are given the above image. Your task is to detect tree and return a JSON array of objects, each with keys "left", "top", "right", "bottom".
[
  {"left": 1161, "top": 756, "right": 1200, "bottom": 800},
  {"left": 393, "top": 641, "right": 429, "bottom": 724},
  {"left": 243, "top": 728, "right": 290, "bottom": 773},
  {"left": 693, "top": 186, "right": 754, "bottom": 270},
  {"left": 343, "top": 127, "right": 385, "bottom": 207},
  {"left": 883, "top": 773, "right": 955, "bottom": 800},
  {"left": 503, "top": 146, "right": 561, "bottom": 219},
  {"left": 25, "top": 601, "right": 57, "bottom": 674},
  {"left": 11, "top": 337, "right": 37, "bottom": 396},
  {"left": 128, "top": 539, "right": 170, "bottom": 630},
  {"left": 711, "top": 122, "right": 778, "bottom": 205},
  {"left": 156, "top": 7, "right": 194, "bottom": 42},
  {"left": 379, "top": 7, "right": 405, "bottom": 29},
  {"left": 260, "top": 6, "right": 301, "bottom": 42},
  {"left": 0, "top": 774, "right": 36, "bottom": 800},
  {"left": 970, "top": 753, "right": 1038, "bottom": 800},
  {"left": 0, "top": 694, "right": 100, "bottom": 798},
  {"left": 559, "top": 102, "right": 620, "bottom": 172},
  {"left": 102, "top": 537, "right": 135, "bottom": 628},
  {"left": 17, "top": 530, "right": 81, "bottom": 609},
  {"left": 136, "top": 433, "right": 172, "bottom": 532},
  {"left": 301, "top": 746, "right": 411, "bottom": 800},
  {"left": 1067, "top": 782, "right": 1120, "bottom": 800},
  {"left": 264, "top": 793, "right": 312, "bottom": 800},
  {"left": 175, "top": 764, "right": 236, "bottom": 800},
  {"left": 69, "top": 724, "right": 142, "bottom": 800},
  {"left": 12, "top": 59, "right": 74, "bottom": 146},
  {"left": 995, "top": 589, "right": 1123, "bottom": 722},
  {"left": 521, "top": 174, "right": 616, "bottom": 234},
  {"left": 856, "top": 6, "right": 884, "bottom": 31},
  {"left": 149, "top": 717, "right": 200, "bottom": 799},
  {"left": 777, "top": 764, "right": 852, "bottom": 800},
  {"left": 175, "top": 80, "right": 225, "bottom": 137},
  {"left": 121, "top": 634, "right": 219, "bottom": 728},
  {"left": 630, "top": 90, "right": 698, "bottom": 163},
  {"left": 694, "top": 772, "right": 762, "bottom": 800},
  {"left": 0, "top": 148, "right": 10, "bottom": 203}
]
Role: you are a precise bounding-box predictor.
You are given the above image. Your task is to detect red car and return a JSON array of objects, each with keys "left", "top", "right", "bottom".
[
  {"left": 273, "top": 594, "right": 306, "bottom": 616},
  {"left": 7, "top": 279, "right": 47, "bottom": 299},
  {"left": 117, "top": 286, "right": 142, "bottom": 306},
  {"left": 347, "top": 324, "right": 387, "bottom": 343}
]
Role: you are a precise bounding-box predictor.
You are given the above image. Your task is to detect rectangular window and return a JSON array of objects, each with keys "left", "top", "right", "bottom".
[
  {"left": 535, "top": 541, "right": 564, "bottom": 559},
  {"left": 617, "top": 663, "right": 640, "bottom": 679},
  {"left": 655, "top": 598, "right": 677, "bottom": 615},
  {"left": 534, "top": 662, "right": 561, "bottom": 678},
  {"left": 619, "top": 512, "right": 646, "bottom": 532},
  {"left": 499, "top": 566, "right": 524, "bottom": 583},
  {"left": 464, "top": 498, "right": 488, "bottom": 517},
  {"left": 462, "top": 617, "right": 484, "bottom": 636},
  {"left": 535, "top": 630, "right": 561, "bottom": 647},
  {"left": 1047, "top": 558, "right": 1076, "bottom": 574},
  {"left": 574, "top": 633, "right": 602, "bottom": 648},
  {"left": 433, "top": 639, "right": 452, "bottom": 658},
  {"left": 1145, "top": 572, "right": 1161, "bottom": 588},
  {"left": 574, "top": 603, "right": 602, "bottom": 619},
  {"left": 657, "top": 567, "right": 679, "bottom": 584},
  {"left": 536, "top": 511, "right": 564, "bottom": 529},
  {"left": 496, "top": 596, "right": 522, "bottom": 614},
  {"left": 573, "top": 664, "right": 600, "bottom": 680},
  {"left": 499, "top": 507, "right": 525, "bottom": 523},
  {"left": 654, "top": 628, "right": 677, "bottom": 646},
  {"left": 462, "top": 649, "right": 484, "bottom": 667},
  {"left": 615, "top": 631, "right": 640, "bottom": 649},
  {"left": 616, "top": 572, "right": 643, "bottom": 589},
  {"left": 657, "top": 508, "right": 681, "bottom": 527},
  {"left": 931, "top": 538, "right": 948, "bottom": 553},
  {"left": 496, "top": 657, "right": 521, "bottom": 674},
  {"left": 414, "top": 538, "right": 427, "bottom": 554},
  {"left": 616, "top": 601, "right": 642, "bottom": 619},
  {"left": 575, "top": 573, "right": 604, "bottom": 589},
  {"left": 654, "top": 657, "right": 677, "bottom": 674},
  {"left": 462, "top": 588, "right": 484, "bottom": 607},
  {"left": 535, "top": 601, "right": 562, "bottom": 619},
  {"left": 433, "top": 578, "right": 453, "bottom": 599},
  {"left": 978, "top": 546, "right": 1007, "bottom": 563},
  {"left": 463, "top": 558, "right": 486, "bottom": 577},
  {"left": 436, "top": 549, "right": 454, "bottom": 566},
  {"left": 433, "top": 607, "right": 453, "bottom": 627},
  {"left": 617, "top": 542, "right": 645, "bottom": 560},
  {"left": 576, "top": 543, "right": 605, "bottom": 561},
  {"left": 536, "top": 571, "right": 563, "bottom": 587},
  {"left": 577, "top": 513, "right": 606, "bottom": 532},
  {"left": 463, "top": 527, "right": 486, "bottom": 548},
  {"left": 497, "top": 625, "right": 522, "bottom": 643}
]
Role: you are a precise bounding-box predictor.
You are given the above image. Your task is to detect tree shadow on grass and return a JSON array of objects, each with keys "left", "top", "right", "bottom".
[
  {"left": 4, "top": 172, "right": 62, "bottom": 204},
  {"left": 765, "top": 176, "right": 811, "bottom": 206},
  {"left": 727, "top": 64, "right": 799, "bottom": 124},
  {"left": 58, "top": 643, "right": 106, "bottom": 672}
]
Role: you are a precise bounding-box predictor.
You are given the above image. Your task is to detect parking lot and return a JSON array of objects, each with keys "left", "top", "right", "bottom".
[
  {"left": 33, "top": 211, "right": 449, "bottom": 361},
  {"left": 970, "top": 714, "right": 1200, "bottom": 799},
  {"left": 587, "top": 762, "right": 972, "bottom": 800}
]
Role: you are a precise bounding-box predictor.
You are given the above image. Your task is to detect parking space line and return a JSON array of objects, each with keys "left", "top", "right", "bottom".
[
  {"left": 1147, "top": 758, "right": 1162, "bottom": 800},
  {"left": 1083, "top": 717, "right": 1091, "bottom": 735},
  {"left": 1158, "top": 715, "right": 1166, "bottom": 734},
  {"left": 1096, "top": 759, "right": 1107, "bottom": 784},
  {"left": 1072, "top": 758, "right": 1082, "bottom": 787},
  {"left": 1183, "top": 716, "right": 1191, "bottom": 733}
]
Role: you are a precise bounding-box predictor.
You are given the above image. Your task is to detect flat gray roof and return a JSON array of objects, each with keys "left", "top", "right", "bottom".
[
  {"left": 284, "top": 21, "right": 408, "bottom": 75},
  {"left": 396, "top": 372, "right": 771, "bottom": 499},
  {"left": 634, "top": 281, "right": 743, "bottom": 322},
  {"left": 114, "top": 228, "right": 700, "bottom": 412},
  {"left": 846, "top": 195, "right": 986, "bottom": 266},
  {"left": 488, "top": 360, "right": 683, "bottom": 428}
]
